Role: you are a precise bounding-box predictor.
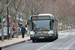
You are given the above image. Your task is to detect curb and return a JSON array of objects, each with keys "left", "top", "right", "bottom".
[{"left": 0, "top": 39, "right": 30, "bottom": 50}]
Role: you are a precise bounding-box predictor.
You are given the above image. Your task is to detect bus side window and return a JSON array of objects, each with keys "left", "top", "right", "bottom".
[
  {"left": 55, "top": 21, "right": 58, "bottom": 31},
  {"left": 50, "top": 20, "right": 54, "bottom": 30},
  {"left": 50, "top": 21, "right": 51, "bottom": 29},
  {"left": 53, "top": 21, "right": 55, "bottom": 31},
  {"left": 53, "top": 20, "right": 58, "bottom": 33}
]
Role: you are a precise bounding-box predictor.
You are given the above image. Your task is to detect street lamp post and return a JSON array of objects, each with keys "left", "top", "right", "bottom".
[{"left": 7, "top": 0, "right": 9, "bottom": 40}]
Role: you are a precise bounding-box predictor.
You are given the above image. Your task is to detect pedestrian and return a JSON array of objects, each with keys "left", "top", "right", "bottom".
[
  {"left": 14, "top": 27, "right": 16, "bottom": 34},
  {"left": 13, "top": 27, "right": 15, "bottom": 31},
  {"left": 25, "top": 25, "right": 27, "bottom": 30},
  {"left": 21, "top": 26, "right": 26, "bottom": 38}
]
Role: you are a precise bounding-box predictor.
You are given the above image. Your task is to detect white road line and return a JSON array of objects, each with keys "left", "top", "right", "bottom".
[
  {"left": 59, "top": 34, "right": 69, "bottom": 39},
  {"left": 58, "top": 32, "right": 69, "bottom": 36},
  {"left": 37, "top": 42, "right": 53, "bottom": 50},
  {"left": 37, "top": 33, "right": 69, "bottom": 50}
]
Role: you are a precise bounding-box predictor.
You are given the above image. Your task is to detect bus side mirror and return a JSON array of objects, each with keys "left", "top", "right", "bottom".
[
  {"left": 50, "top": 19, "right": 54, "bottom": 29},
  {"left": 27, "top": 20, "right": 30, "bottom": 25},
  {"left": 27, "top": 22, "right": 29, "bottom": 25},
  {"left": 51, "top": 19, "right": 54, "bottom": 23}
]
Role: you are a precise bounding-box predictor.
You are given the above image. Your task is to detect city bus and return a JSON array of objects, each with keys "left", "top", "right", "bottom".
[{"left": 29, "top": 14, "right": 58, "bottom": 42}]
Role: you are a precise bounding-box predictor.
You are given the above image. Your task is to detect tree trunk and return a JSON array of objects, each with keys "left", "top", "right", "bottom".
[
  {"left": 0, "top": 14, "right": 4, "bottom": 41},
  {"left": 15, "top": 13, "right": 18, "bottom": 38},
  {"left": 14, "top": 12, "right": 18, "bottom": 38},
  {"left": 10, "top": 14, "right": 14, "bottom": 39}
]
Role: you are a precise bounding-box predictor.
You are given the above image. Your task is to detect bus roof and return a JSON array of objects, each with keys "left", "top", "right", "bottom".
[
  {"left": 29, "top": 14, "right": 57, "bottom": 20},
  {"left": 38, "top": 14, "right": 54, "bottom": 17}
]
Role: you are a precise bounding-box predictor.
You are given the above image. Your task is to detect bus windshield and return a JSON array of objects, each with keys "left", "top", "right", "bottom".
[{"left": 32, "top": 20, "right": 50, "bottom": 31}]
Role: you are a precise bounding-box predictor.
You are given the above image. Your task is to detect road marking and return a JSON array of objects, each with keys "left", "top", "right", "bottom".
[
  {"left": 37, "top": 33, "right": 69, "bottom": 50},
  {"left": 59, "top": 34, "right": 69, "bottom": 39},
  {"left": 37, "top": 42, "right": 53, "bottom": 50}
]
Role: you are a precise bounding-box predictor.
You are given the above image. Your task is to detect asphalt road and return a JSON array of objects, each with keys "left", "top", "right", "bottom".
[{"left": 2, "top": 30, "right": 75, "bottom": 50}]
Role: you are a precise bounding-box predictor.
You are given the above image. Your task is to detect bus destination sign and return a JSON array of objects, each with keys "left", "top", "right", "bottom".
[
  {"left": 32, "top": 17, "right": 37, "bottom": 20},
  {"left": 38, "top": 16, "right": 50, "bottom": 19},
  {"left": 31, "top": 16, "right": 50, "bottom": 20}
]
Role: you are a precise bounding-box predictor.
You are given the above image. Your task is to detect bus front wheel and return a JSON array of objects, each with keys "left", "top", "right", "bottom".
[
  {"left": 54, "top": 33, "right": 58, "bottom": 40},
  {"left": 52, "top": 34, "right": 57, "bottom": 41},
  {"left": 32, "top": 40, "right": 35, "bottom": 43}
]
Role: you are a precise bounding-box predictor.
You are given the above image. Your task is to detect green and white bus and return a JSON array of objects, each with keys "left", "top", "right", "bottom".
[{"left": 29, "top": 14, "right": 58, "bottom": 42}]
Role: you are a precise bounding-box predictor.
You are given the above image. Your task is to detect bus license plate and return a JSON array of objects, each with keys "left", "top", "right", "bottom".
[{"left": 39, "top": 37, "right": 44, "bottom": 39}]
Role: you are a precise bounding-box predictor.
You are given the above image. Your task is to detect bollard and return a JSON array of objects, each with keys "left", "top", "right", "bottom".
[{"left": 0, "top": 47, "right": 2, "bottom": 50}]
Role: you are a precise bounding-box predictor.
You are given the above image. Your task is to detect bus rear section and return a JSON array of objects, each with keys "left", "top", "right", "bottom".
[{"left": 29, "top": 14, "right": 58, "bottom": 42}]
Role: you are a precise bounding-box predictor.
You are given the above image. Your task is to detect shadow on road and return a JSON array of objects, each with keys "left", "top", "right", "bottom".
[{"left": 33, "top": 39, "right": 55, "bottom": 43}]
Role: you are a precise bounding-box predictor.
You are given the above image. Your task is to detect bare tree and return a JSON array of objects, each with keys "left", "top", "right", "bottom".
[
  {"left": 0, "top": 0, "right": 13, "bottom": 41},
  {"left": 11, "top": 0, "right": 22, "bottom": 38}
]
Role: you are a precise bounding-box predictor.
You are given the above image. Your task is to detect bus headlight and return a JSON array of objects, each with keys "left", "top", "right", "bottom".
[
  {"left": 30, "top": 31, "right": 35, "bottom": 37},
  {"left": 48, "top": 30, "right": 54, "bottom": 34}
]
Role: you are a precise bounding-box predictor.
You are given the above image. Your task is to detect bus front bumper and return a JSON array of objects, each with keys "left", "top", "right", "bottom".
[{"left": 30, "top": 34, "right": 54, "bottom": 40}]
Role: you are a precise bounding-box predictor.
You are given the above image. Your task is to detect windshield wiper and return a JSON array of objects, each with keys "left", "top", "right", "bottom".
[{"left": 34, "top": 27, "right": 44, "bottom": 31}]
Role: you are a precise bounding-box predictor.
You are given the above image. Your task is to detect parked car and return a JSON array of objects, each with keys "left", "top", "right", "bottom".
[
  {"left": 73, "top": 25, "right": 75, "bottom": 28},
  {"left": 0, "top": 27, "right": 14, "bottom": 40}
]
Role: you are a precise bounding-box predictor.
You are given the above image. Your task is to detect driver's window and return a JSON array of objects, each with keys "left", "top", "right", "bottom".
[{"left": 50, "top": 20, "right": 54, "bottom": 30}]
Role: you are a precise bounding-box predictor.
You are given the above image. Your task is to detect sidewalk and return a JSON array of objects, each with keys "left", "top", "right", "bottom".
[{"left": 0, "top": 36, "right": 30, "bottom": 48}]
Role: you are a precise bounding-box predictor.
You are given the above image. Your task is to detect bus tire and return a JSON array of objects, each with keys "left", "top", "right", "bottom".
[
  {"left": 51, "top": 35, "right": 55, "bottom": 41},
  {"left": 32, "top": 40, "right": 35, "bottom": 43},
  {"left": 55, "top": 32, "right": 58, "bottom": 40},
  {"left": 56, "top": 34, "right": 58, "bottom": 39},
  {"left": 56, "top": 32, "right": 58, "bottom": 39},
  {"left": 52, "top": 33, "right": 57, "bottom": 41}
]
